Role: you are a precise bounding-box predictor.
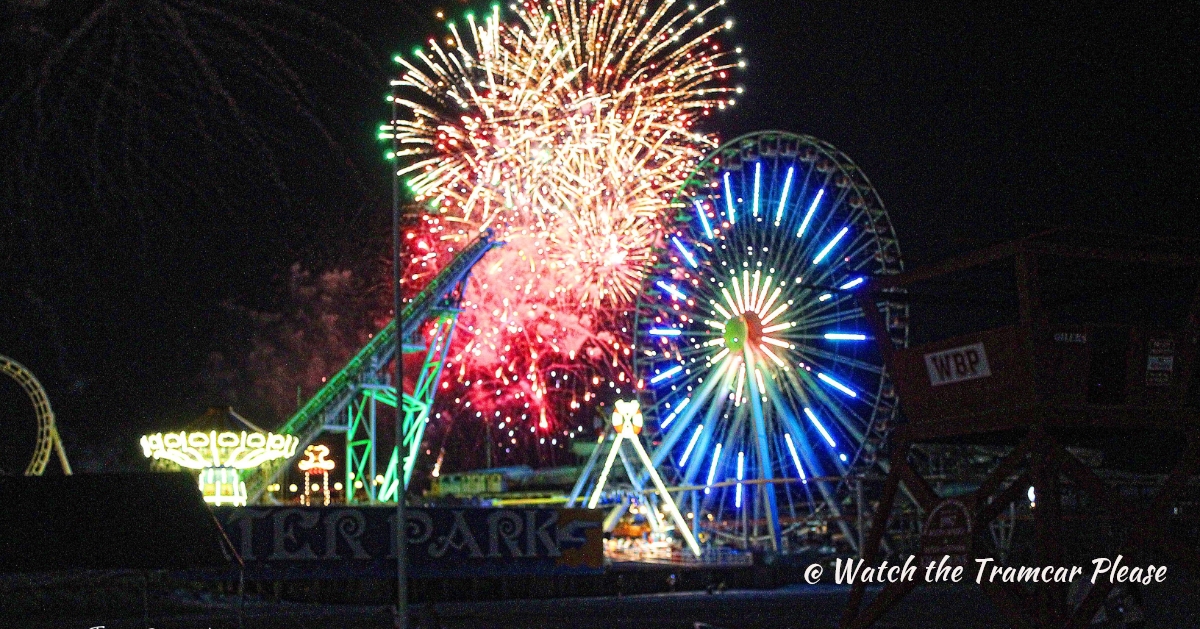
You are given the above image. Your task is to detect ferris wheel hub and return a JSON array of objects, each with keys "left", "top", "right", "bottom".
[{"left": 723, "top": 311, "right": 763, "bottom": 352}]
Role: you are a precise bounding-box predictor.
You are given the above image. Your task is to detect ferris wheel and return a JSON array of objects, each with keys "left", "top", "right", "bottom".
[{"left": 633, "top": 132, "right": 906, "bottom": 551}]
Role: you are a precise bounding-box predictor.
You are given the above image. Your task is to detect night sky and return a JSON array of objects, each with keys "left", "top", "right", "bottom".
[{"left": 2, "top": 0, "right": 1197, "bottom": 472}]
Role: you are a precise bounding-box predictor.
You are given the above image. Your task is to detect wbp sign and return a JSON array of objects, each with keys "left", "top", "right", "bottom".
[{"left": 924, "top": 342, "right": 992, "bottom": 387}]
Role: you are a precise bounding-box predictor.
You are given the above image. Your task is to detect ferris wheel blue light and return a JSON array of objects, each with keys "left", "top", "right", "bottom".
[
  {"left": 705, "top": 442, "right": 722, "bottom": 494},
  {"left": 839, "top": 277, "right": 865, "bottom": 290},
  {"left": 813, "top": 226, "right": 850, "bottom": 264},
  {"left": 659, "top": 396, "right": 690, "bottom": 429},
  {"left": 650, "top": 365, "right": 683, "bottom": 384},
  {"left": 679, "top": 425, "right": 704, "bottom": 466},
  {"left": 783, "top": 433, "right": 808, "bottom": 483},
  {"left": 693, "top": 200, "right": 715, "bottom": 239},
  {"left": 804, "top": 407, "right": 838, "bottom": 448},
  {"left": 752, "top": 161, "right": 762, "bottom": 217},
  {"left": 774, "top": 166, "right": 794, "bottom": 225},
  {"left": 656, "top": 281, "right": 686, "bottom": 301},
  {"left": 796, "top": 188, "right": 824, "bottom": 238},
  {"left": 723, "top": 171, "right": 736, "bottom": 223},
  {"left": 817, "top": 372, "right": 857, "bottom": 397},
  {"left": 824, "top": 333, "right": 867, "bottom": 341},
  {"left": 735, "top": 451, "right": 745, "bottom": 508},
  {"left": 672, "top": 237, "right": 698, "bottom": 267}
]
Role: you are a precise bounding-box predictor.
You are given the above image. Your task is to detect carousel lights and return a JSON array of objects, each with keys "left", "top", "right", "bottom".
[
  {"left": 140, "top": 429, "right": 299, "bottom": 506},
  {"left": 140, "top": 430, "right": 299, "bottom": 470}
]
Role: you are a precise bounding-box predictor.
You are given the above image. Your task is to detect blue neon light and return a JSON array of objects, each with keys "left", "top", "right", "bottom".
[
  {"left": 735, "top": 451, "right": 745, "bottom": 508},
  {"left": 752, "top": 162, "right": 761, "bottom": 218},
  {"left": 775, "top": 166, "right": 794, "bottom": 224},
  {"left": 796, "top": 189, "right": 824, "bottom": 238},
  {"left": 656, "top": 281, "right": 686, "bottom": 300},
  {"left": 824, "top": 333, "right": 867, "bottom": 341},
  {"left": 705, "top": 442, "right": 722, "bottom": 494},
  {"left": 838, "top": 277, "right": 864, "bottom": 290},
  {"left": 693, "top": 200, "right": 714, "bottom": 239},
  {"left": 672, "top": 237, "right": 698, "bottom": 267},
  {"left": 660, "top": 396, "right": 690, "bottom": 429},
  {"left": 679, "top": 425, "right": 704, "bottom": 466},
  {"left": 650, "top": 365, "right": 683, "bottom": 384},
  {"left": 723, "top": 172, "right": 736, "bottom": 223},
  {"left": 783, "top": 433, "right": 808, "bottom": 483},
  {"left": 649, "top": 328, "right": 682, "bottom": 337},
  {"left": 803, "top": 407, "right": 838, "bottom": 448},
  {"left": 812, "top": 226, "right": 850, "bottom": 265},
  {"left": 817, "top": 372, "right": 857, "bottom": 397}
]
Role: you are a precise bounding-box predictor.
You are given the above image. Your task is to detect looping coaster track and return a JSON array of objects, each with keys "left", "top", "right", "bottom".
[
  {"left": 1, "top": 354, "right": 72, "bottom": 475},
  {"left": 247, "top": 229, "right": 502, "bottom": 504}
]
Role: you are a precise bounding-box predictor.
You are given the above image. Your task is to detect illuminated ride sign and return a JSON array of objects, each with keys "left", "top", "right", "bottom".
[
  {"left": 587, "top": 400, "right": 701, "bottom": 557},
  {"left": 140, "top": 430, "right": 299, "bottom": 506},
  {"left": 298, "top": 444, "right": 335, "bottom": 506}
]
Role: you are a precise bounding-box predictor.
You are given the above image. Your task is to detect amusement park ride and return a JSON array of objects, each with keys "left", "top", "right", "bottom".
[
  {"left": 91, "top": 126, "right": 1196, "bottom": 629},
  {"left": 238, "top": 131, "right": 909, "bottom": 555},
  {"left": 246, "top": 229, "right": 502, "bottom": 504},
  {"left": 1, "top": 354, "right": 71, "bottom": 476},
  {"left": 570, "top": 132, "right": 906, "bottom": 552}
]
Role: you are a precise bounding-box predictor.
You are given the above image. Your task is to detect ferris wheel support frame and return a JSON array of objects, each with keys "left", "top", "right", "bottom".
[{"left": 1, "top": 355, "right": 72, "bottom": 476}]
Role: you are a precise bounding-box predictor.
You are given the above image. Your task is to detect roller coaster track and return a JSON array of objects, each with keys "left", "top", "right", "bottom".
[
  {"left": 247, "top": 230, "right": 502, "bottom": 503},
  {"left": 0, "top": 355, "right": 72, "bottom": 475}
]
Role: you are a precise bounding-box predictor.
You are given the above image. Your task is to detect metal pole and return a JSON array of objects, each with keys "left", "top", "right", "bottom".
[
  {"left": 391, "top": 87, "right": 408, "bottom": 629},
  {"left": 856, "top": 477, "right": 865, "bottom": 559}
]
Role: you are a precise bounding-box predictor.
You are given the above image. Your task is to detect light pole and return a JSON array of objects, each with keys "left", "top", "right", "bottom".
[{"left": 390, "top": 85, "right": 408, "bottom": 629}]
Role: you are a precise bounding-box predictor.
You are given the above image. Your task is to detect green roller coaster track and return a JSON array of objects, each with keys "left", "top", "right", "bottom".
[{"left": 246, "top": 230, "right": 502, "bottom": 504}]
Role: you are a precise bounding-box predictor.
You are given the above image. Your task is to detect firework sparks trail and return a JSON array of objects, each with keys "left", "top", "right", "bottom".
[{"left": 386, "top": 0, "right": 743, "bottom": 464}]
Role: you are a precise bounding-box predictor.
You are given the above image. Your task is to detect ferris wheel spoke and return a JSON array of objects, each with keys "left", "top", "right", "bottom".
[
  {"left": 762, "top": 374, "right": 844, "bottom": 480},
  {"left": 648, "top": 355, "right": 736, "bottom": 469},
  {"left": 805, "top": 231, "right": 877, "bottom": 287},
  {"left": 743, "top": 351, "right": 782, "bottom": 547},
  {"left": 676, "top": 340, "right": 723, "bottom": 359},
  {"left": 787, "top": 368, "right": 870, "bottom": 445},
  {"left": 679, "top": 396, "right": 731, "bottom": 485},
  {"left": 792, "top": 345, "right": 882, "bottom": 375},
  {"left": 790, "top": 308, "right": 867, "bottom": 330}
]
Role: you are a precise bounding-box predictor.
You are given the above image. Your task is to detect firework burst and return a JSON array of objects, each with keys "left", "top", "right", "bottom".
[
  {"left": 389, "top": 0, "right": 740, "bottom": 307},
  {"left": 386, "top": 0, "right": 743, "bottom": 463}
]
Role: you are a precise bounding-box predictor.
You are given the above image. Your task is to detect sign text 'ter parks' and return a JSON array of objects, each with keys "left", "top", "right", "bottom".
[
  {"left": 212, "top": 506, "right": 605, "bottom": 579},
  {"left": 924, "top": 342, "right": 992, "bottom": 387}
]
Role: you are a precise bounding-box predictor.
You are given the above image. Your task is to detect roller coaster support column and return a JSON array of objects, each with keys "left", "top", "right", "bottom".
[{"left": 247, "top": 230, "right": 501, "bottom": 505}]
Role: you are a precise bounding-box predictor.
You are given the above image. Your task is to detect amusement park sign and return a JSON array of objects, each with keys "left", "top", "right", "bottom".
[
  {"left": 924, "top": 342, "right": 992, "bottom": 386},
  {"left": 213, "top": 506, "right": 604, "bottom": 578}
]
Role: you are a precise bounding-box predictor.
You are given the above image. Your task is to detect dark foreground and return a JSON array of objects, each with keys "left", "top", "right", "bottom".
[{"left": 7, "top": 579, "right": 1200, "bottom": 629}]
